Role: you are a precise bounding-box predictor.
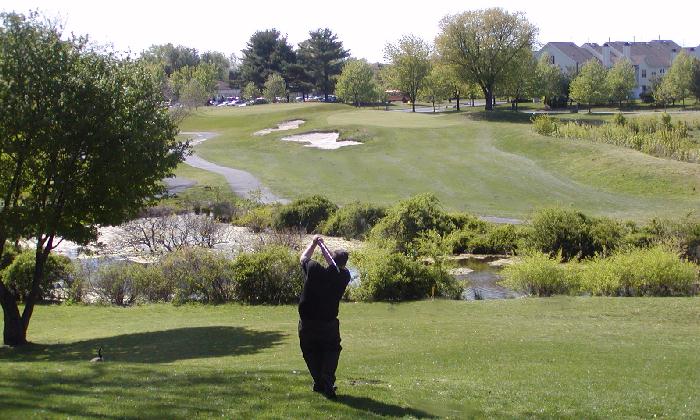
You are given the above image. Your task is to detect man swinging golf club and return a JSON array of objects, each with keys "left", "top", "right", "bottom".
[{"left": 298, "top": 234, "right": 350, "bottom": 399}]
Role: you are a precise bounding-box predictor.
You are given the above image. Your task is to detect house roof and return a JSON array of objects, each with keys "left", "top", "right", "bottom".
[{"left": 547, "top": 42, "right": 596, "bottom": 64}]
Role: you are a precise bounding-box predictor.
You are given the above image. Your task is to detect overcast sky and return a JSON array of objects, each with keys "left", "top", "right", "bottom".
[{"left": 3, "top": 0, "right": 700, "bottom": 63}]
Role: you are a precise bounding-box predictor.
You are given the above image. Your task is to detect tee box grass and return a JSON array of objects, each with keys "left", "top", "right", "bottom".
[{"left": 1, "top": 298, "right": 698, "bottom": 418}]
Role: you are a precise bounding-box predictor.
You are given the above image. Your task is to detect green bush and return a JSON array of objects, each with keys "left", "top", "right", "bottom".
[
  {"left": 523, "top": 208, "right": 624, "bottom": 261},
  {"left": 91, "top": 262, "right": 141, "bottom": 306},
  {"left": 612, "top": 112, "right": 626, "bottom": 127},
  {"left": 321, "top": 201, "right": 386, "bottom": 240},
  {"left": 274, "top": 195, "right": 338, "bottom": 233},
  {"left": 1, "top": 251, "right": 74, "bottom": 302},
  {"left": 231, "top": 245, "right": 303, "bottom": 304},
  {"left": 160, "top": 248, "right": 235, "bottom": 304},
  {"left": 352, "top": 246, "right": 461, "bottom": 301},
  {"left": 444, "top": 229, "right": 477, "bottom": 254},
  {"left": 577, "top": 247, "right": 698, "bottom": 296},
  {"left": 474, "top": 224, "right": 522, "bottom": 255},
  {"left": 501, "top": 252, "right": 573, "bottom": 296},
  {"left": 131, "top": 264, "right": 175, "bottom": 303},
  {"left": 237, "top": 205, "right": 278, "bottom": 232},
  {"left": 448, "top": 212, "right": 489, "bottom": 233},
  {"left": 531, "top": 114, "right": 558, "bottom": 136},
  {"left": 369, "top": 193, "right": 455, "bottom": 253}
]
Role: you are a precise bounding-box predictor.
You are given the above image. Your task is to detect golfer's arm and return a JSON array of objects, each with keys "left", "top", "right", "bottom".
[{"left": 300, "top": 241, "right": 316, "bottom": 263}]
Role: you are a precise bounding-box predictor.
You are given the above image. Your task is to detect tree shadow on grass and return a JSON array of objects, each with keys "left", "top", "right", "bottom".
[
  {"left": 466, "top": 111, "right": 534, "bottom": 124},
  {"left": 0, "top": 326, "right": 286, "bottom": 363},
  {"left": 0, "top": 366, "right": 439, "bottom": 419},
  {"left": 336, "top": 395, "right": 436, "bottom": 418}
]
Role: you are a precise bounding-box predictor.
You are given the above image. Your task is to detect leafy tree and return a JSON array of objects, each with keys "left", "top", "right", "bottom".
[
  {"left": 436, "top": 8, "right": 538, "bottom": 111},
  {"left": 421, "top": 65, "right": 453, "bottom": 112},
  {"left": 297, "top": 28, "right": 350, "bottom": 101},
  {"left": 383, "top": 35, "right": 432, "bottom": 112},
  {"left": 534, "top": 53, "right": 569, "bottom": 108},
  {"left": 500, "top": 49, "right": 537, "bottom": 110},
  {"left": 0, "top": 12, "right": 187, "bottom": 345},
  {"left": 239, "top": 29, "right": 295, "bottom": 90},
  {"left": 655, "top": 74, "right": 677, "bottom": 109},
  {"left": 569, "top": 59, "right": 609, "bottom": 112},
  {"left": 200, "top": 51, "right": 231, "bottom": 81},
  {"left": 606, "top": 58, "right": 636, "bottom": 108},
  {"left": 140, "top": 43, "right": 200, "bottom": 76},
  {"left": 285, "top": 62, "right": 313, "bottom": 100},
  {"left": 170, "top": 63, "right": 218, "bottom": 106},
  {"left": 335, "top": 59, "right": 379, "bottom": 106},
  {"left": 692, "top": 58, "right": 700, "bottom": 104},
  {"left": 664, "top": 52, "right": 695, "bottom": 107},
  {"left": 263, "top": 73, "right": 287, "bottom": 102},
  {"left": 242, "top": 81, "right": 260, "bottom": 100}
]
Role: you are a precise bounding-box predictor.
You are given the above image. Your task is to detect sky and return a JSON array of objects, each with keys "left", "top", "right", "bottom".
[{"left": 3, "top": 0, "right": 700, "bottom": 63}]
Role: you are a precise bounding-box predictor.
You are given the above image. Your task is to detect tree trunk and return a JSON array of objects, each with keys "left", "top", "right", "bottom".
[
  {"left": 484, "top": 89, "right": 493, "bottom": 111},
  {"left": 432, "top": 99, "right": 436, "bottom": 113},
  {"left": 1, "top": 287, "right": 25, "bottom": 346},
  {"left": 456, "top": 94, "right": 460, "bottom": 111}
]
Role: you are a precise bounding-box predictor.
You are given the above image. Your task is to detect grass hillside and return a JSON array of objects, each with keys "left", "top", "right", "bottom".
[
  {"left": 1, "top": 299, "right": 698, "bottom": 418},
  {"left": 177, "top": 103, "right": 700, "bottom": 221}
]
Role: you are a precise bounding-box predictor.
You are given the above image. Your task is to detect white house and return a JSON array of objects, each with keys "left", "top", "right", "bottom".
[{"left": 539, "top": 40, "right": 698, "bottom": 98}]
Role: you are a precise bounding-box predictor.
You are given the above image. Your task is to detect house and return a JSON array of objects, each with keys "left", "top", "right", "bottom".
[{"left": 538, "top": 39, "right": 699, "bottom": 98}]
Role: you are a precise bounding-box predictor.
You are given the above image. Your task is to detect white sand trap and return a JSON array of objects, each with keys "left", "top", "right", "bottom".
[
  {"left": 254, "top": 120, "right": 306, "bottom": 136},
  {"left": 281, "top": 132, "right": 362, "bottom": 150}
]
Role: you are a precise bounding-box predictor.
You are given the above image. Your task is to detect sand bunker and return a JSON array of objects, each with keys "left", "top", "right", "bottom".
[
  {"left": 254, "top": 120, "right": 305, "bottom": 136},
  {"left": 281, "top": 132, "right": 362, "bottom": 150}
]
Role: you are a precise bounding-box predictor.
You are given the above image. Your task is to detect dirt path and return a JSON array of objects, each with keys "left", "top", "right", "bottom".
[{"left": 180, "top": 132, "right": 288, "bottom": 204}]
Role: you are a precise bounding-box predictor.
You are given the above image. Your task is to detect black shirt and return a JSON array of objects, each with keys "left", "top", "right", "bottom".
[{"left": 298, "top": 258, "right": 351, "bottom": 321}]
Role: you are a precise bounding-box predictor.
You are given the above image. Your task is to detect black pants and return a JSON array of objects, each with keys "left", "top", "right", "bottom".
[{"left": 298, "top": 318, "right": 342, "bottom": 392}]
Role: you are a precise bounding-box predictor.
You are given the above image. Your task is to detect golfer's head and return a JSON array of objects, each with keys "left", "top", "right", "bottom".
[{"left": 332, "top": 249, "right": 349, "bottom": 268}]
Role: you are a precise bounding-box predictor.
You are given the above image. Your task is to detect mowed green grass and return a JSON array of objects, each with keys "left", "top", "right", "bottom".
[
  {"left": 177, "top": 103, "right": 700, "bottom": 220},
  {"left": 1, "top": 299, "right": 698, "bottom": 418}
]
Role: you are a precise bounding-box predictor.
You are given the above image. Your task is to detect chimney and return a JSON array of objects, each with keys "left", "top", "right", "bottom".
[
  {"left": 603, "top": 43, "right": 611, "bottom": 67},
  {"left": 623, "top": 42, "right": 631, "bottom": 59}
]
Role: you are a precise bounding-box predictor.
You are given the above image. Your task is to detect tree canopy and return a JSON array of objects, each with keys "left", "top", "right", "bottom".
[
  {"left": 298, "top": 28, "right": 350, "bottom": 101},
  {"left": 0, "top": 12, "right": 187, "bottom": 345},
  {"left": 569, "top": 59, "right": 609, "bottom": 112},
  {"left": 435, "top": 8, "right": 538, "bottom": 110},
  {"left": 383, "top": 35, "right": 432, "bottom": 112},
  {"left": 141, "top": 43, "right": 200, "bottom": 76},
  {"left": 239, "top": 29, "right": 295, "bottom": 90},
  {"left": 335, "top": 59, "right": 379, "bottom": 106},
  {"left": 606, "top": 58, "right": 636, "bottom": 107}
]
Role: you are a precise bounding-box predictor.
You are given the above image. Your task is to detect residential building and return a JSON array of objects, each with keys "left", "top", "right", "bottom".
[{"left": 539, "top": 40, "right": 700, "bottom": 98}]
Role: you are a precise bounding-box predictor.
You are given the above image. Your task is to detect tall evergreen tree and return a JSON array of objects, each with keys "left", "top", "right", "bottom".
[
  {"left": 239, "top": 29, "right": 295, "bottom": 90},
  {"left": 298, "top": 28, "right": 350, "bottom": 101}
]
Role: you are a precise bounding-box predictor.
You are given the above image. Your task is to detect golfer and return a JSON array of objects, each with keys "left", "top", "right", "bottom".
[{"left": 298, "top": 234, "right": 351, "bottom": 399}]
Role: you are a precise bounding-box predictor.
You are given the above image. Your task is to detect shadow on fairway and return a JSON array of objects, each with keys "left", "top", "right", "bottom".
[
  {"left": 336, "top": 395, "right": 435, "bottom": 418},
  {"left": 0, "top": 326, "right": 286, "bottom": 363}
]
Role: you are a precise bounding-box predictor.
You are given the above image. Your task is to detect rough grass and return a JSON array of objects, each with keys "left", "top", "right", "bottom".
[
  {"left": 1, "top": 299, "right": 698, "bottom": 418},
  {"left": 176, "top": 103, "right": 700, "bottom": 221}
]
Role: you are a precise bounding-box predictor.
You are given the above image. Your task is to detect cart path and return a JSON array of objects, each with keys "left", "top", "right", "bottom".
[{"left": 181, "top": 131, "right": 288, "bottom": 204}]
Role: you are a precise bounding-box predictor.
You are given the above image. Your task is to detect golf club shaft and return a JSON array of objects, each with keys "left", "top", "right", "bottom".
[{"left": 318, "top": 241, "right": 340, "bottom": 272}]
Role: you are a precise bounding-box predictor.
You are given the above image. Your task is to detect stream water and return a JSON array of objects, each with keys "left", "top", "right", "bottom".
[{"left": 452, "top": 256, "right": 523, "bottom": 301}]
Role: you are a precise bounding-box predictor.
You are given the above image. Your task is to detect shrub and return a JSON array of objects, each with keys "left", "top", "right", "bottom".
[
  {"left": 90, "top": 261, "right": 141, "bottom": 306},
  {"left": 211, "top": 201, "right": 237, "bottom": 222},
  {"left": 523, "top": 208, "right": 595, "bottom": 261},
  {"left": 131, "top": 264, "right": 175, "bottom": 303},
  {"left": 237, "top": 205, "right": 277, "bottom": 233},
  {"left": 369, "top": 193, "right": 455, "bottom": 253},
  {"left": 444, "top": 229, "right": 477, "bottom": 254},
  {"left": 1, "top": 251, "right": 74, "bottom": 302},
  {"left": 274, "top": 195, "right": 338, "bottom": 233},
  {"left": 448, "top": 212, "right": 489, "bottom": 233},
  {"left": 577, "top": 247, "right": 698, "bottom": 296},
  {"left": 476, "top": 224, "right": 522, "bottom": 255},
  {"left": 160, "top": 247, "right": 236, "bottom": 304},
  {"left": 352, "top": 246, "right": 461, "bottom": 301},
  {"left": 531, "top": 114, "right": 558, "bottom": 136},
  {"left": 588, "top": 217, "right": 627, "bottom": 257},
  {"left": 231, "top": 245, "right": 303, "bottom": 304},
  {"left": 321, "top": 201, "right": 386, "bottom": 240},
  {"left": 501, "top": 252, "right": 572, "bottom": 296},
  {"left": 613, "top": 112, "right": 626, "bottom": 126}
]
